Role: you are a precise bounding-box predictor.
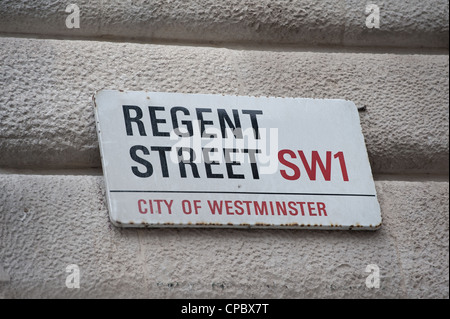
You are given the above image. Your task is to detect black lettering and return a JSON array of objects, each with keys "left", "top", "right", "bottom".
[
  {"left": 224, "top": 148, "right": 244, "bottom": 179},
  {"left": 242, "top": 110, "right": 263, "bottom": 139},
  {"left": 203, "top": 148, "right": 224, "bottom": 179},
  {"left": 218, "top": 109, "right": 242, "bottom": 139},
  {"left": 149, "top": 106, "right": 169, "bottom": 137},
  {"left": 130, "top": 145, "right": 153, "bottom": 178},
  {"left": 171, "top": 107, "right": 193, "bottom": 137},
  {"left": 150, "top": 146, "right": 171, "bottom": 177},
  {"left": 177, "top": 147, "right": 200, "bottom": 178},
  {"left": 243, "top": 148, "right": 261, "bottom": 179},
  {"left": 196, "top": 108, "right": 216, "bottom": 138},
  {"left": 122, "top": 105, "right": 146, "bottom": 136}
]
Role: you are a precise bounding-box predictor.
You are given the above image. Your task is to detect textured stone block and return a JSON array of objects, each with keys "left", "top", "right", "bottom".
[
  {"left": 0, "top": 38, "right": 448, "bottom": 173},
  {"left": 0, "top": 0, "right": 448, "bottom": 48},
  {"left": 0, "top": 174, "right": 448, "bottom": 298}
]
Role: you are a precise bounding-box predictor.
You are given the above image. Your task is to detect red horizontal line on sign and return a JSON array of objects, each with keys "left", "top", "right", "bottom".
[{"left": 109, "top": 190, "right": 376, "bottom": 197}]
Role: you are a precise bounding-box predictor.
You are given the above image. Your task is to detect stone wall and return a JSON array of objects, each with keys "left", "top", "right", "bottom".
[{"left": 0, "top": 0, "right": 448, "bottom": 298}]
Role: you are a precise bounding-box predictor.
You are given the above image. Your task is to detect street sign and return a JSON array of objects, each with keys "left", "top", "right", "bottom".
[{"left": 93, "top": 90, "right": 381, "bottom": 230}]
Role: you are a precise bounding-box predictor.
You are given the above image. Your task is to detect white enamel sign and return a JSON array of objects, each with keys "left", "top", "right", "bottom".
[{"left": 93, "top": 90, "right": 381, "bottom": 230}]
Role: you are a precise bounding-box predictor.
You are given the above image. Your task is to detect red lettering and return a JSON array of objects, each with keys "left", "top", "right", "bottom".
[
  {"left": 298, "top": 151, "right": 332, "bottom": 181},
  {"left": 182, "top": 200, "right": 192, "bottom": 214},
  {"left": 193, "top": 200, "right": 201, "bottom": 215},
  {"left": 278, "top": 149, "right": 300, "bottom": 180},
  {"left": 297, "top": 202, "right": 306, "bottom": 216},
  {"left": 334, "top": 151, "right": 349, "bottom": 181},
  {"left": 317, "top": 202, "right": 327, "bottom": 216},
  {"left": 307, "top": 202, "right": 317, "bottom": 216},
  {"left": 164, "top": 200, "right": 173, "bottom": 214},
  {"left": 276, "top": 201, "right": 287, "bottom": 216},
  {"left": 278, "top": 150, "right": 350, "bottom": 182},
  {"left": 154, "top": 199, "right": 163, "bottom": 214},
  {"left": 269, "top": 201, "right": 274, "bottom": 215},
  {"left": 254, "top": 201, "right": 268, "bottom": 215},
  {"left": 243, "top": 201, "right": 252, "bottom": 215},
  {"left": 288, "top": 201, "right": 298, "bottom": 216},
  {"left": 225, "top": 200, "right": 234, "bottom": 215},
  {"left": 207, "top": 200, "right": 223, "bottom": 215},
  {"left": 234, "top": 201, "right": 244, "bottom": 215},
  {"left": 138, "top": 199, "right": 147, "bottom": 214}
]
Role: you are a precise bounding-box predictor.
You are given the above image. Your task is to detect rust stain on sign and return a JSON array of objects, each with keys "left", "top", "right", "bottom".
[{"left": 94, "top": 90, "right": 381, "bottom": 230}]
